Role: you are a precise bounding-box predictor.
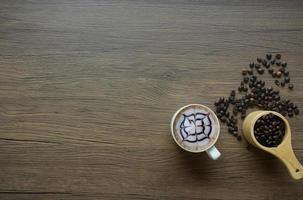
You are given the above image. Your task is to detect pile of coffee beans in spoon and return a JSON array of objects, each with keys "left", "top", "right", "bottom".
[
  {"left": 254, "top": 113, "right": 285, "bottom": 147},
  {"left": 214, "top": 54, "right": 299, "bottom": 141}
]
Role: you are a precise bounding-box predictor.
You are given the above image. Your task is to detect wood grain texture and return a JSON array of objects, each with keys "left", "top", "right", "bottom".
[{"left": 0, "top": 0, "right": 303, "bottom": 199}]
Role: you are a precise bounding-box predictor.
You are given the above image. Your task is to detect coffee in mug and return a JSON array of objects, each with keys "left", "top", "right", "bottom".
[{"left": 170, "top": 104, "right": 221, "bottom": 160}]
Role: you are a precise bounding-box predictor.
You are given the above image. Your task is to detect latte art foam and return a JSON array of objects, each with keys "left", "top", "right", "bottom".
[
  {"left": 172, "top": 105, "right": 219, "bottom": 152},
  {"left": 180, "top": 112, "right": 212, "bottom": 143}
]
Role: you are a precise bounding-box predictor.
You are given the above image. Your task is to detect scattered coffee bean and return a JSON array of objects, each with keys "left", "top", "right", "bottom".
[
  {"left": 268, "top": 68, "right": 273, "bottom": 74},
  {"left": 279, "top": 67, "right": 285, "bottom": 74},
  {"left": 255, "top": 64, "right": 261, "bottom": 69},
  {"left": 282, "top": 62, "right": 287, "bottom": 68},
  {"left": 262, "top": 60, "right": 267, "bottom": 67},
  {"left": 284, "top": 71, "right": 289, "bottom": 76},
  {"left": 288, "top": 83, "right": 294, "bottom": 90},
  {"left": 241, "top": 112, "right": 246, "bottom": 119},
  {"left": 242, "top": 69, "right": 248, "bottom": 76},
  {"left": 285, "top": 77, "right": 290, "bottom": 83},
  {"left": 275, "top": 80, "right": 280, "bottom": 86},
  {"left": 275, "top": 54, "right": 281, "bottom": 60},
  {"left": 257, "top": 57, "right": 262, "bottom": 63},
  {"left": 276, "top": 71, "right": 282, "bottom": 78},
  {"left": 257, "top": 68, "right": 264, "bottom": 74},
  {"left": 249, "top": 62, "right": 254, "bottom": 68},
  {"left": 266, "top": 54, "right": 272, "bottom": 60},
  {"left": 276, "top": 61, "right": 281, "bottom": 66}
]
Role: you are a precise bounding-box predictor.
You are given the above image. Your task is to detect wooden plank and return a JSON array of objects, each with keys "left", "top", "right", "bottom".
[{"left": 0, "top": 0, "right": 303, "bottom": 199}]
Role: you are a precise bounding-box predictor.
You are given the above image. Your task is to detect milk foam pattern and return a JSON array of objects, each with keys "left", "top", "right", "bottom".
[{"left": 180, "top": 112, "right": 212, "bottom": 143}]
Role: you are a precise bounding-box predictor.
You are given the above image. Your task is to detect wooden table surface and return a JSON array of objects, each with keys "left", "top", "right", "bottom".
[{"left": 1, "top": 0, "right": 303, "bottom": 199}]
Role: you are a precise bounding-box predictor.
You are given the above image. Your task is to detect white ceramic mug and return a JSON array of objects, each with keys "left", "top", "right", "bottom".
[{"left": 170, "top": 104, "right": 221, "bottom": 160}]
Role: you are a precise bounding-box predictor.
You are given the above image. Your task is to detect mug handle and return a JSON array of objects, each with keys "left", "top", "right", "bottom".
[{"left": 206, "top": 146, "right": 221, "bottom": 160}]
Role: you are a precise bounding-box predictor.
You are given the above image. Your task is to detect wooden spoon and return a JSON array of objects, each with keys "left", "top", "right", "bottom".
[{"left": 243, "top": 110, "right": 303, "bottom": 180}]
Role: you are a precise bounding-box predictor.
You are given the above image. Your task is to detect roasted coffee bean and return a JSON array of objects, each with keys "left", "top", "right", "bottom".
[
  {"left": 271, "top": 59, "right": 276, "bottom": 65},
  {"left": 266, "top": 54, "right": 272, "bottom": 60},
  {"left": 251, "top": 75, "right": 257, "bottom": 82},
  {"left": 275, "top": 54, "right": 281, "bottom": 60},
  {"left": 243, "top": 77, "right": 249, "bottom": 83},
  {"left": 228, "top": 127, "right": 234, "bottom": 134},
  {"left": 249, "top": 62, "right": 254, "bottom": 68},
  {"left": 248, "top": 82, "right": 253, "bottom": 88},
  {"left": 233, "top": 126, "right": 238, "bottom": 132},
  {"left": 257, "top": 57, "right": 262, "bottom": 63},
  {"left": 268, "top": 68, "right": 274, "bottom": 74},
  {"left": 284, "top": 71, "right": 289, "bottom": 76},
  {"left": 294, "top": 109, "right": 300, "bottom": 115},
  {"left": 276, "top": 71, "right": 282, "bottom": 77},
  {"left": 237, "top": 135, "right": 242, "bottom": 141},
  {"left": 287, "top": 107, "right": 293, "bottom": 113},
  {"left": 276, "top": 61, "right": 281, "bottom": 66},
  {"left": 230, "top": 90, "right": 236, "bottom": 96},
  {"left": 233, "top": 107, "right": 238, "bottom": 115},
  {"left": 247, "top": 69, "right": 253, "bottom": 75},
  {"left": 281, "top": 62, "right": 287, "bottom": 68},
  {"left": 229, "top": 96, "right": 235, "bottom": 103},
  {"left": 288, "top": 83, "right": 294, "bottom": 90},
  {"left": 262, "top": 60, "right": 267, "bottom": 67},
  {"left": 257, "top": 68, "right": 264, "bottom": 74},
  {"left": 281, "top": 110, "right": 287, "bottom": 116},
  {"left": 285, "top": 77, "right": 290, "bottom": 83},
  {"left": 241, "top": 112, "right": 246, "bottom": 119},
  {"left": 254, "top": 64, "right": 260, "bottom": 69},
  {"left": 242, "top": 69, "right": 247, "bottom": 76},
  {"left": 280, "top": 81, "right": 285, "bottom": 87},
  {"left": 275, "top": 80, "right": 280, "bottom": 86}
]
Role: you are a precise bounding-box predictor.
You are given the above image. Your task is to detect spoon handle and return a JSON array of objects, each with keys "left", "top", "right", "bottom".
[{"left": 276, "top": 147, "right": 303, "bottom": 180}]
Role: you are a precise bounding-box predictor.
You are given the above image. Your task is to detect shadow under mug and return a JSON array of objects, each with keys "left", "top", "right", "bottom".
[{"left": 170, "top": 104, "right": 221, "bottom": 160}]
